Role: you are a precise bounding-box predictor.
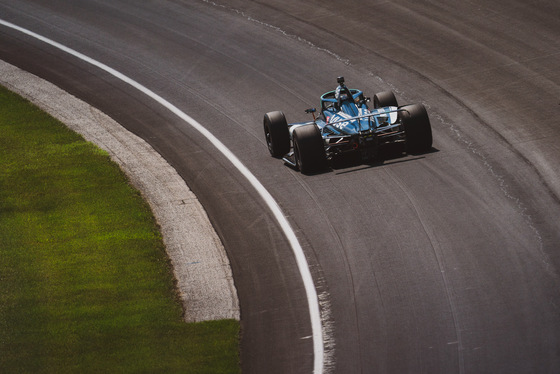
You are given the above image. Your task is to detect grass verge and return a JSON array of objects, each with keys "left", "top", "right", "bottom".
[{"left": 0, "top": 85, "right": 240, "bottom": 373}]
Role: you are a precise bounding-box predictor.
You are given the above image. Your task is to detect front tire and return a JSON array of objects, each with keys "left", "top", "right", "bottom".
[
  {"left": 373, "top": 91, "right": 399, "bottom": 108},
  {"left": 293, "top": 124, "right": 327, "bottom": 174},
  {"left": 399, "top": 104, "right": 433, "bottom": 154},
  {"left": 264, "top": 111, "right": 290, "bottom": 158}
]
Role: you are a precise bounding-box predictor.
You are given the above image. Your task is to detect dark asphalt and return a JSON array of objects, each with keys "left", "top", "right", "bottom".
[{"left": 1, "top": 1, "right": 559, "bottom": 373}]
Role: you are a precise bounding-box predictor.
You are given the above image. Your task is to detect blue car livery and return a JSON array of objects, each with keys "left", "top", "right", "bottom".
[{"left": 264, "top": 77, "right": 432, "bottom": 174}]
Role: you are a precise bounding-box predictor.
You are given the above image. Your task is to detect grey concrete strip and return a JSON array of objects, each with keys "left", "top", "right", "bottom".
[{"left": 0, "top": 60, "right": 240, "bottom": 322}]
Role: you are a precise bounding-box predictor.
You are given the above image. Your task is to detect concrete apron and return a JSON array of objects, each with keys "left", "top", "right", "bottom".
[{"left": 0, "top": 60, "right": 240, "bottom": 322}]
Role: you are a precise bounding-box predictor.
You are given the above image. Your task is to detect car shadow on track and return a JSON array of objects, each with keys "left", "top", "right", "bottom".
[{"left": 330, "top": 145, "right": 440, "bottom": 175}]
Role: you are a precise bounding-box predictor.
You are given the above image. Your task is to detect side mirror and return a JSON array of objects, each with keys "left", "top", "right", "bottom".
[
  {"left": 358, "top": 97, "right": 370, "bottom": 107},
  {"left": 305, "top": 108, "right": 317, "bottom": 121}
]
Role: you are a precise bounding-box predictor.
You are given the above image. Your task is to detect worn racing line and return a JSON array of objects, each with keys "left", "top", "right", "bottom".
[
  {"left": 385, "top": 168, "right": 465, "bottom": 374},
  {"left": 2, "top": 0, "right": 560, "bottom": 373}
]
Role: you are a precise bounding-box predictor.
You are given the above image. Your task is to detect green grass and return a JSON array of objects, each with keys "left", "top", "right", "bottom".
[{"left": 0, "top": 85, "right": 240, "bottom": 373}]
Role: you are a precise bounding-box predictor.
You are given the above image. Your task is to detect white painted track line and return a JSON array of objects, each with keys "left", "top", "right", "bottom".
[{"left": 0, "top": 19, "right": 325, "bottom": 373}]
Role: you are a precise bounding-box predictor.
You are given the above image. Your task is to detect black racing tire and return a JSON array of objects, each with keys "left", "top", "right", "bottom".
[
  {"left": 399, "top": 104, "right": 433, "bottom": 154},
  {"left": 293, "top": 124, "right": 327, "bottom": 174},
  {"left": 264, "top": 111, "right": 290, "bottom": 158},
  {"left": 373, "top": 91, "right": 399, "bottom": 108}
]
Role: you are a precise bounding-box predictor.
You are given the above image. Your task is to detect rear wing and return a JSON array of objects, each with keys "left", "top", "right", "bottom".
[{"left": 326, "top": 107, "right": 404, "bottom": 134}]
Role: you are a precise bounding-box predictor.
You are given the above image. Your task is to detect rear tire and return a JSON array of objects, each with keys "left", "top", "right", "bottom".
[
  {"left": 264, "top": 111, "right": 290, "bottom": 158},
  {"left": 373, "top": 91, "right": 398, "bottom": 108},
  {"left": 399, "top": 104, "right": 433, "bottom": 154},
  {"left": 293, "top": 124, "right": 327, "bottom": 174}
]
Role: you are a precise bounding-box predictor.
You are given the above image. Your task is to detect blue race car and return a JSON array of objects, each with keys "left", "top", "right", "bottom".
[{"left": 264, "top": 77, "right": 433, "bottom": 174}]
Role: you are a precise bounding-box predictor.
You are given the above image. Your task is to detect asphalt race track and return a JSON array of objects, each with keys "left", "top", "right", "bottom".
[{"left": 1, "top": 1, "right": 559, "bottom": 373}]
